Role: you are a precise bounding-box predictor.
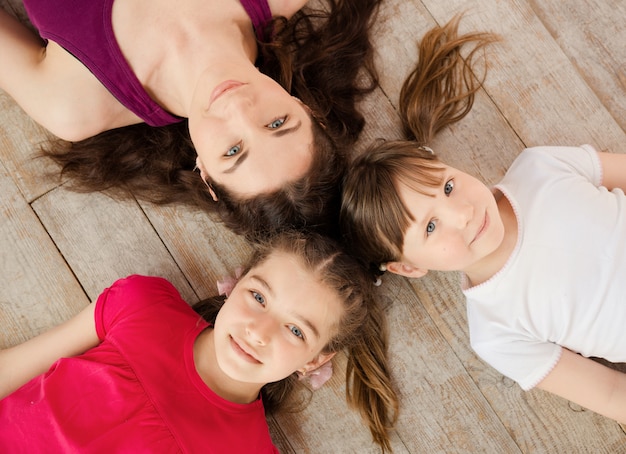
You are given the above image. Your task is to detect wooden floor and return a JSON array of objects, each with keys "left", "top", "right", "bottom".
[{"left": 2, "top": 0, "right": 626, "bottom": 452}]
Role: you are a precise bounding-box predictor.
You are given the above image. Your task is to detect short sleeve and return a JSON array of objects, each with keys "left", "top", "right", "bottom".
[
  {"left": 471, "top": 334, "right": 563, "bottom": 390},
  {"left": 94, "top": 275, "right": 182, "bottom": 341},
  {"left": 521, "top": 144, "right": 602, "bottom": 187}
]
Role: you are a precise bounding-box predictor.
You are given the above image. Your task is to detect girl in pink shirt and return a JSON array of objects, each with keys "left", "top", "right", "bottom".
[{"left": 0, "top": 231, "right": 398, "bottom": 452}]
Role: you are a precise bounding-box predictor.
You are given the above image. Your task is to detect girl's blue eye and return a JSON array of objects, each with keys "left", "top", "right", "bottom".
[
  {"left": 289, "top": 325, "right": 304, "bottom": 339},
  {"left": 426, "top": 221, "right": 436, "bottom": 236},
  {"left": 444, "top": 180, "right": 454, "bottom": 195},
  {"left": 252, "top": 291, "right": 265, "bottom": 305},
  {"left": 267, "top": 118, "right": 285, "bottom": 129},
  {"left": 226, "top": 144, "right": 241, "bottom": 157}
]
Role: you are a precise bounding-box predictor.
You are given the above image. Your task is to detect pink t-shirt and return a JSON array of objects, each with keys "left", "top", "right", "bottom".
[{"left": 0, "top": 275, "right": 279, "bottom": 453}]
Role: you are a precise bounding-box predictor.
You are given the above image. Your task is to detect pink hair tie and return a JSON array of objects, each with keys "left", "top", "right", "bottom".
[
  {"left": 216, "top": 267, "right": 244, "bottom": 297},
  {"left": 297, "top": 361, "right": 333, "bottom": 390}
]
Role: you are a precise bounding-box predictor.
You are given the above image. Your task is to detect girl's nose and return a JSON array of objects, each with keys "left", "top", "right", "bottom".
[
  {"left": 459, "top": 202, "right": 474, "bottom": 229},
  {"left": 246, "top": 316, "right": 275, "bottom": 346},
  {"left": 446, "top": 199, "right": 473, "bottom": 229}
]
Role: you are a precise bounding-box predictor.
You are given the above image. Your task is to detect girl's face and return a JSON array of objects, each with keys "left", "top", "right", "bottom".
[
  {"left": 391, "top": 164, "right": 505, "bottom": 277},
  {"left": 212, "top": 251, "right": 341, "bottom": 385},
  {"left": 189, "top": 65, "right": 314, "bottom": 199}
]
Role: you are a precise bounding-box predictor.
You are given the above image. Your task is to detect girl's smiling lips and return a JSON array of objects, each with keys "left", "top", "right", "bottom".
[
  {"left": 230, "top": 336, "right": 262, "bottom": 364},
  {"left": 472, "top": 211, "right": 489, "bottom": 244},
  {"left": 209, "top": 80, "right": 245, "bottom": 108}
]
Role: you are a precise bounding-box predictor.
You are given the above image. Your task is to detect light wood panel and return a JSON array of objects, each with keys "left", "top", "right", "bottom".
[{"left": 0, "top": 160, "right": 88, "bottom": 347}]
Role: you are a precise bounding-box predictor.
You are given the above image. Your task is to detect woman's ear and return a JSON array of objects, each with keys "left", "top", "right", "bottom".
[
  {"left": 207, "top": 185, "right": 218, "bottom": 202},
  {"left": 194, "top": 162, "right": 219, "bottom": 202},
  {"left": 385, "top": 261, "right": 429, "bottom": 278}
]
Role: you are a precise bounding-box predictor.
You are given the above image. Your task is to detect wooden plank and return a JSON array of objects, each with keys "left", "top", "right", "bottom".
[
  {"left": 369, "top": 0, "right": 520, "bottom": 185},
  {"left": 420, "top": 0, "right": 626, "bottom": 151},
  {"left": 0, "top": 160, "right": 88, "bottom": 348},
  {"left": 31, "top": 189, "right": 197, "bottom": 303},
  {"left": 0, "top": 92, "right": 60, "bottom": 203},
  {"left": 528, "top": 0, "right": 626, "bottom": 136},
  {"left": 380, "top": 277, "right": 521, "bottom": 452},
  {"left": 139, "top": 203, "right": 253, "bottom": 300}
]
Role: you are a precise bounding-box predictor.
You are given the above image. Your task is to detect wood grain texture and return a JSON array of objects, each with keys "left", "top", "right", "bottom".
[{"left": 1, "top": 0, "right": 626, "bottom": 451}]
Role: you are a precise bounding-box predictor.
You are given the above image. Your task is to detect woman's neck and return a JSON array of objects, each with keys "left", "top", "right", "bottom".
[
  {"left": 113, "top": 0, "right": 259, "bottom": 115},
  {"left": 193, "top": 328, "right": 263, "bottom": 404}
]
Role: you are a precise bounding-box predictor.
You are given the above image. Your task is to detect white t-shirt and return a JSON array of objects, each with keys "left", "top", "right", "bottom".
[{"left": 464, "top": 145, "right": 626, "bottom": 390}]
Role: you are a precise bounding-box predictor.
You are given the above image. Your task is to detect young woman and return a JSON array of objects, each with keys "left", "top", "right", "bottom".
[
  {"left": 0, "top": 0, "right": 381, "bottom": 238},
  {"left": 340, "top": 18, "right": 626, "bottom": 426},
  {"left": 0, "top": 231, "right": 399, "bottom": 452}
]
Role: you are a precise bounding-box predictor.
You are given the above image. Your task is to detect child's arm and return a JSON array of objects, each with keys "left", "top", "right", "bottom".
[
  {"left": 0, "top": 303, "right": 100, "bottom": 400},
  {"left": 536, "top": 348, "right": 626, "bottom": 423},
  {"left": 597, "top": 151, "right": 626, "bottom": 191}
]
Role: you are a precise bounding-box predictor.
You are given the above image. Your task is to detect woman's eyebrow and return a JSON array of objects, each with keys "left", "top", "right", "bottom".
[
  {"left": 224, "top": 151, "right": 249, "bottom": 174},
  {"left": 223, "top": 120, "right": 302, "bottom": 174},
  {"left": 271, "top": 120, "right": 301, "bottom": 138}
]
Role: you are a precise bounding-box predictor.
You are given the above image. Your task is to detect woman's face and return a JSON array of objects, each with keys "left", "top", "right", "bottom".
[{"left": 189, "top": 67, "right": 314, "bottom": 199}]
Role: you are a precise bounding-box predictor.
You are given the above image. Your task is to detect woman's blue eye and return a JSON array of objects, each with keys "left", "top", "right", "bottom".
[
  {"left": 444, "top": 180, "right": 454, "bottom": 195},
  {"left": 252, "top": 291, "right": 265, "bottom": 305},
  {"left": 290, "top": 325, "right": 304, "bottom": 339},
  {"left": 267, "top": 118, "right": 285, "bottom": 129},
  {"left": 226, "top": 144, "right": 241, "bottom": 157},
  {"left": 426, "top": 221, "right": 436, "bottom": 235}
]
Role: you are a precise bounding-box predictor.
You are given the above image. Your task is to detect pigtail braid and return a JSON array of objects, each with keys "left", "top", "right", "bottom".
[
  {"left": 399, "top": 14, "right": 499, "bottom": 144},
  {"left": 345, "top": 293, "right": 398, "bottom": 453}
]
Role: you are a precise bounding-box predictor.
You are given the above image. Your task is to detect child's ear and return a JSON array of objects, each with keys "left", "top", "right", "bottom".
[
  {"left": 385, "top": 261, "right": 429, "bottom": 278},
  {"left": 300, "top": 352, "right": 336, "bottom": 374}
]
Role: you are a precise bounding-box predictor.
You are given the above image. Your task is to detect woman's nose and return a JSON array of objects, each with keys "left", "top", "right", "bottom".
[{"left": 228, "top": 93, "right": 255, "bottom": 114}]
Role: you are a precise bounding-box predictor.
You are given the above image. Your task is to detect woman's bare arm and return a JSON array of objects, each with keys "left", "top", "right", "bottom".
[{"left": 0, "top": 8, "right": 137, "bottom": 140}]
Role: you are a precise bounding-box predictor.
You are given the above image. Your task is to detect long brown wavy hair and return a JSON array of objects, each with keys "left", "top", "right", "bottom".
[
  {"left": 341, "top": 16, "right": 499, "bottom": 267},
  {"left": 192, "top": 230, "right": 399, "bottom": 452},
  {"left": 41, "top": 0, "right": 382, "bottom": 241}
]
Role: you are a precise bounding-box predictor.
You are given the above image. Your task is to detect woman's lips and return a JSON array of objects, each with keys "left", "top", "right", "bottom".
[{"left": 209, "top": 80, "right": 244, "bottom": 107}]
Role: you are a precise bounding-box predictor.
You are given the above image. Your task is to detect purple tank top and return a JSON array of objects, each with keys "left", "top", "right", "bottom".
[{"left": 23, "top": 0, "right": 273, "bottom": 127}]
